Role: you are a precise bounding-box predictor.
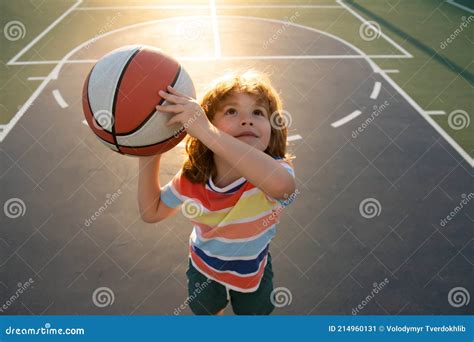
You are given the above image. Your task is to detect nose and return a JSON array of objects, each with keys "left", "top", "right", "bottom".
[{"left": 240, "top": 115, "right": 254, "bottom": 126}]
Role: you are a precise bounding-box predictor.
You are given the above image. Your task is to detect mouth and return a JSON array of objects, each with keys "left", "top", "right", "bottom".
[{"left": 235, "top": 132, "right": 258, "bottom": 138}]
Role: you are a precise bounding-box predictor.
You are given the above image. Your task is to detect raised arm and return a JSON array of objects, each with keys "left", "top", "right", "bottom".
[{"left": 137, "top": 154, "right": 179, "bottom": 223}]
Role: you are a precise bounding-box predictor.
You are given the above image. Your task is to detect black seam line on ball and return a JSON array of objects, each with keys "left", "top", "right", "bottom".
[
  {"left": 118, "top": 128, "right": 186, "bottom": 149},
  {"left": 93, "top": 125, "right": 185, "bottom": 148},
  {"left": 111, "top": 47, "right": 142, "bottom": 154},
  {"left": 115, "top": 64, "right": 182, "bottom": 137}
]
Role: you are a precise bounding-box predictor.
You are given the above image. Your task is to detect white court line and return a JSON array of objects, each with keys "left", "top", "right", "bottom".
[
  {"left": 337, "top": 0, "right": 413, "bottom": 58},
  {"left": 382, "top": 69, "right": 399, "bottom": 73},
  {"left": 425, "top": 110, "right": 446, "bottom": 115},
  {"left": 7, "top": 0, "right": 82, "bottom": 65},
  {"left": 52, "top": 89, "right": 69, "bottom": 108},
  {"left": 27, "top": 76, "right": 48, "bottom": 81},
  {"left": 370, "top": 81, "right": 382, "bottom": 99},
  {"left": 9, "top": 55, "right": 411, "bottom": 66},
  {"left": 446, "top": 0, "right": 474, "bottom": 13},
  {"left": 3, "top": 15, "right": 472, "bottom": 167},
  {"left": 75, "top": 5, "right": 343, "bottom": 10},
  {"left": 331, "top": 110, "right": 363, "bottom": 128},
  {"left": 210, "top": 0, "right": 221, "bottom": 59},
  {"left": 375, "top": 70, "right": 473, "bottom": 167}
]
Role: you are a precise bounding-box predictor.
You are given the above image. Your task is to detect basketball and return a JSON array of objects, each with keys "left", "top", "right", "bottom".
[{"left": 82, "top": 45, "right": 195, "bottom": 156}]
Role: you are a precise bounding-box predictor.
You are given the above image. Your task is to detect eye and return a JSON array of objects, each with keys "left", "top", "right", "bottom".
[
  {"left": 253, "top": 109, "right": 265, "bottom": 116},
  {"left": 225, "top": 108, "right": 237, "bottom": 115}
]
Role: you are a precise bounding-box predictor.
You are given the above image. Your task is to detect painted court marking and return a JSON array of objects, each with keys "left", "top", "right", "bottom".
[
  {"left": 331, "top": 110, "right": 363, "bottom": 128},
  {"left": 52, "top": 89, "right": 69, "bottom": 108},
  {"left": 336, "top": 0, "right": 413, "bottom": 58},
  {"left": 446, "top": 0, "right": 474, "bottom": 13},
  {"left": 425, "top": 110, "right": 446, "bottom": 116},
  {"left": 370, "top": 81, "right": 382, "bottom": 99},
  {"left": 2, "top": 14, "right": 472, "bottom": 167},
  {"left": 7, "top": 0, "right": 83, "bottom": 66}
]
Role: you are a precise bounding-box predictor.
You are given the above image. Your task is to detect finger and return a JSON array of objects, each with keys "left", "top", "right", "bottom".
[
  {"left": 156, "top": 103, "right": 183, "bottom": 113},
  {"left": 167, "top": 85, "right": 192, "bottom": 99},
  {"left": 158, "top": 90, "right": 186, "bottom": 104},
  {"left": 166, "top": 115, "right": 183, "bottom": 126}
]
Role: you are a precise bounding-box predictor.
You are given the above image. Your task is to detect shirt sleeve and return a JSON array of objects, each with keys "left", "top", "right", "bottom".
[
  {"left": 264, "top": 158, "right": 297, "bottom": 208},
  {"left": 160, "top": 170, "right": 185, "bottom": 208}
]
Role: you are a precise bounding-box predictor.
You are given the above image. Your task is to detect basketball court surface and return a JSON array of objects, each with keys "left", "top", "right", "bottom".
[{"left": 1, "top": 0, "right": 473, "bottom": 315}]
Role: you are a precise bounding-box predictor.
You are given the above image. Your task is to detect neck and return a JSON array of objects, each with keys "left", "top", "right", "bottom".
[{"left": 212, "top": 155, "right": 243, "bottom": 188}]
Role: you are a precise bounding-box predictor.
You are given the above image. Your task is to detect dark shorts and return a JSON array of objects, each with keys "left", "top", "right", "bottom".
[{"left": 185, "top": 253, "right": 275, "bottom": 315}]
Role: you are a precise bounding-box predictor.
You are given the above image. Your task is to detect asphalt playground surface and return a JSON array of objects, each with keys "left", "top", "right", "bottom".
[{"left": 1, "top": 4, "right": 473, "bottom": 315}]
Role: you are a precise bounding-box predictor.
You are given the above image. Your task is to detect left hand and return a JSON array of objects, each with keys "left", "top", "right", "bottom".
[{"left": 156, "top": 85, "right": 211, "bottom": 139}]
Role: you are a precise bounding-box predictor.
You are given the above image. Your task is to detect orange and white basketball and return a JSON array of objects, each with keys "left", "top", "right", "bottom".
[{"left": 82, "top": 45, "right": 195, "bottom": 156}]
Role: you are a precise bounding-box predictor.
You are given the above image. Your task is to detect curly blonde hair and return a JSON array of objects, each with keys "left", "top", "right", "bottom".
[{"left": 182, "top": 70, "right": 294, "bottom": 184}]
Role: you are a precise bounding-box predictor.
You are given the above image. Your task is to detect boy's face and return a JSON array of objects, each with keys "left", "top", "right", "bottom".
[{"left": 211, "top": 92, "right": 271, "bottom": 151}]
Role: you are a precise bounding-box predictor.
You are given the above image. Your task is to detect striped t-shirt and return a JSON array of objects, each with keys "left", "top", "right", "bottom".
[{"left": 160, "top": 158, "right": 296, "bottom": 292}]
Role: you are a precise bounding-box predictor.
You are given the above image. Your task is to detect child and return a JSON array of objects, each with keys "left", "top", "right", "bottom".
[{"left": 137, "top": 70, "right": 296, "bottom": 315}]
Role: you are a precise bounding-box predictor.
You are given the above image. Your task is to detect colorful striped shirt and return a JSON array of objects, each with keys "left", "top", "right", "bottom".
[{"left": 160, "top": 158, "right": 296, "bottom": 292}]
